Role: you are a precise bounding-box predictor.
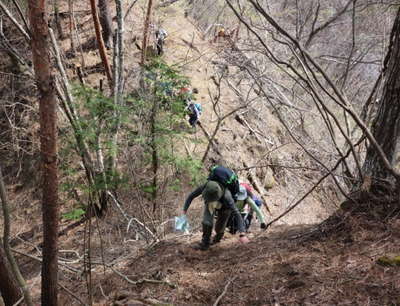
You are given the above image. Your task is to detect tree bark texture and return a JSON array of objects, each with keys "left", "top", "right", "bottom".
[
  {"left": 0, "top": 247, "right": 20, "bottom": 306},
  {"left": 28, "top": 0, "right": 60, "bottom": 305},
  {"left": 98, "top": 0, "right": 113, "bottom": 48},
  {"left": 362, "top": 7, "right": 400, "bottom": 185},
  {"left": 89, "top": 0, "right": 113, "bottom": 85},
  {"left": 53, "top": 0, "right": 64, "bottom": 39},
  {"left": 151, "top": 94, "right": 158, "bottom": 212},
  {"left": 141, "top": 0, "right": 153, "bottom": 65}
]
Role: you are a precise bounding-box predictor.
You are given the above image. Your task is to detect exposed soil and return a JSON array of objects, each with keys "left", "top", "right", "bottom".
[{"left": 70, "top": 214, "right": 400, "bottom": 305}]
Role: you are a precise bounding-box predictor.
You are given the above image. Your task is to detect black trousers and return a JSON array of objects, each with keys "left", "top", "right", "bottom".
[{"left": 227, "top": 212, "right": 252, "bottom": 234}]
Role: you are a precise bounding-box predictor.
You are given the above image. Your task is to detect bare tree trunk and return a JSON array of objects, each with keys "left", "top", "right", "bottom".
[
  {"left": 68, "top": 0, "right": 76, "bottom": 54},
  {"left": 0, "top": 165, "right": 32, "bottom": 306},
  {"left": 362, "top": 7, "right": 400, "bottom": 189},
  {"left": 0, "top": 245, "right": 20, "bottom": 306},
  {"left": 28, "top": 0, "right": 59, "bottom": 304},
  {"left": 69, "top": 0, "right": 87, "bottom": 69},
  {"left": 89, "top": 0, "right": 113, "bottom": 86},
  {"left": 108, "top": 0, "right": 125, "bottom": 171},
  {"left": 98, "top": 0, "right": 113, "bottom": 48},
  {"left": 53, "top": 0, "right": 64, "bottom": 39},
  {"left": 150, "top": 94, "right": 158, "bottom": 212},
  {"left": 141, "top": 0, "right": 153, "bottom": 65}
]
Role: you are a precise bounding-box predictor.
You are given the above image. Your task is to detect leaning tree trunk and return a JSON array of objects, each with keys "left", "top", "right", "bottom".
[
  {"left": 362, "top": 7, "right": 400, "bottom": 189},
  {"left": 0, "top": 165, "right": 33, "bottom": 306},
  {"left": 141, "top": 0, "right": 153, "bottom": 65},
  {"left": 90, "top": 0, "right": 113, "bottom": 86},
  {"left": 0, "top": 246, "right": 20, "bottom": 306},
  {"left": 98, "top": 0, "right": 112, "bottom": 48},
  {"left": 28, "top": 0, "right": 60, "bottom": 305}
]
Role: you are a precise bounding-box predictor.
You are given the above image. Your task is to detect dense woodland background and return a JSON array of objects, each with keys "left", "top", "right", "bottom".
[{"left": 1, "top": 0, "right": 400, "bottom": 305}]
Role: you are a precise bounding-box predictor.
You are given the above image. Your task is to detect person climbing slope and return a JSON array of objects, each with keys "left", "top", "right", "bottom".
[
  {"left": 182, "top": 165, "right": 249, "bottom": 250},
  {"left": 226, "top": 184, "right": 267, "bottom": 235},
  {"left": 178, "top": 86, "right": 198, "bottom": 104},
  {"left": 155, "top": 28, "right": 168, "bottom": 55},
  {"left": 186, "top": 101, "right": 202, "bottom": 127},
  {"left": 240, "top": 181, "right": 266, "bottom": 209}
]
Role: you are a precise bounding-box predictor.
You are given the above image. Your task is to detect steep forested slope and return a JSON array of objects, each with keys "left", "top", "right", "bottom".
[{"left": 1, "top": 1, "right": 400, "bottom": 305}]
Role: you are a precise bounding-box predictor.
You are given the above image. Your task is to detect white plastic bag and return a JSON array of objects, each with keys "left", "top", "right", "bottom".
[{"left": 174, "top": 215, "right": 190, "bottom": 233}]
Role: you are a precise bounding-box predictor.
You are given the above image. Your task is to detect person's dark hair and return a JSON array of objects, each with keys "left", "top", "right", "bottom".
[{"left": 192, "top": 88, "right": 199, "bottom": 94}]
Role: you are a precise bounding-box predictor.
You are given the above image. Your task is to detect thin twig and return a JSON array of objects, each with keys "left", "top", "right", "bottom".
[
  {"left": 91, "top": 261, "right": 177, "bottom": 289},
  {"left": 107, "top": 191, "right": 159, "bottom": 242},
  {"left": 59, "top": 283, "right": 86, "bottom": 305},
  {"left": 266, "top": 146, "right": 354, "bottom": 227},
  {"left": 11, "top": 248, "right": 81, "bottom": 274},
  {"left": 213, "top": 275, "right": 238, "bottom": 306},
  {"left": 0, "top": 1, "right": 30, "bottom": 41}
]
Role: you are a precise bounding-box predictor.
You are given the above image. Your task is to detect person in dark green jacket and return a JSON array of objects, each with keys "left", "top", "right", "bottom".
[{"left": 183, "top": 180, "right": 249, "bottom": 250}]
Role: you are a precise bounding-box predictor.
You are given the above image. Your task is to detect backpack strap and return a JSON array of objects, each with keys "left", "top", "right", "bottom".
[{"left": 226, "top": 172, "right": 238, "bottom": 185}]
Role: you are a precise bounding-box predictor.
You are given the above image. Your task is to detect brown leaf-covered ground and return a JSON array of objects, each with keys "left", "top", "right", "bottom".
[{"left": 78, "top": 214, "right": 400, "bottom": 306}]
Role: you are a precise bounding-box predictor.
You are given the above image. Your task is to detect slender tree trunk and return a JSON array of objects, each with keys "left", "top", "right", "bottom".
[
  {"left": 0, "top": 246, "right": 20, "bottom": 306},
  {"left": 68, "top": 0, "right": 75, "bottom": 54},
  {"left": 150, "top": 93, "right": 158, "bottom": 212},
  {"left": 53, "top": 0, "right": 64, "bottom": 39},
  {"left": 0, "top": 165, "right": 32, "bottom": 306},
  {"left": 98, "top": 0, "right": 113, "bottom": 48},
  {"left": 69, "top": 0, "right": 87, "bottom": 69},
  {"left": 362, "top": 7, "right": 400, "bottom": 188},
  {"left": 28, "top": 0, "right": 59, "bottom": 304},
  {"left": 89, "top": 0, "right": 113, "bottom": 86},
  {"left": 141, "top": 0, "right": 153, "bottom": 65},
  {"left": 108, "top": 0, "right": 124, "bottom": 172}
]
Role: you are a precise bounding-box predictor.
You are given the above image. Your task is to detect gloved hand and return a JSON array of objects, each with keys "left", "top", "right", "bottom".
[
  {"left": 238, "top": 234, "right": 250, "bottom": 244},
  {"left": 260, "top": 223, "right": 267, "bottom": 230}
]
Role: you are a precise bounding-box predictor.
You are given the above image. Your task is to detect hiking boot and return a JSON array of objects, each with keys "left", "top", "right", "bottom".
[
  {"left": 192, "top": 241, "right": 210, "bottom": 251},
  {"left": 192, "top": 224, "right": 212, "bottom": 251},
  {"left": 211, "top": 233, "right": 224, "bottom": 245}
]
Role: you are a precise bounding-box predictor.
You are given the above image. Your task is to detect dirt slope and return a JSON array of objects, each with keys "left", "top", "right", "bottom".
[
  {"left": 99, "top": 4, "right": 398, "bottom": 306},
  {"left": 3, "top": 1, "right": 400, "bottom": 305},
  {"left": 80, "top": 216, "right": 400, "bottom": 305},
  {"left": 153, "top": 2, "right": 333, "bottom": 227},
  {"left": 72, "top": 3, "right": 399, "bottom": 306}
]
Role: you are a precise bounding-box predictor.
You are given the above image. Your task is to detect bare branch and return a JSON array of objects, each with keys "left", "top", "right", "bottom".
[{"left": 0, "top": 1, "right": 30, "bottom": 41}]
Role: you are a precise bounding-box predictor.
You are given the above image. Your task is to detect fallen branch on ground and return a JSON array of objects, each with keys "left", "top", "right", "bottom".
[
  {"left": 107, "top": 191, "right": 159, "bottom": 242},
  {"left": 91, "top": 260, "right": 177, "bottom": 289},
  {"left": 213, "top": 275, "right": 238, "bottom": 306}
]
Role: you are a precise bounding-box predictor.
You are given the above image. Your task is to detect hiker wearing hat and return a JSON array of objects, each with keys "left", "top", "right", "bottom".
[
  {"left": 227, "top": 185, "right": 267, "bottom": 234},
  {"left": 186, "top": 101, "right": 202, "bottom": 127},
  {"left": 155, "top": 28, "right": 168, "bottom": 55},
  {"left": 182, "top": 180, "right": 249, "bottom": 251}
]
